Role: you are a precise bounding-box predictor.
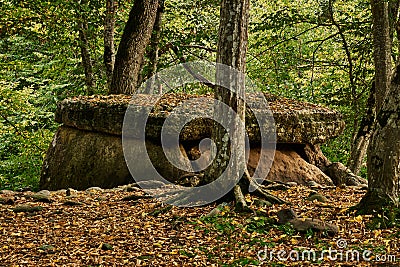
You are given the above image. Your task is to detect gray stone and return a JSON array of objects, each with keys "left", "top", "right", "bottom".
[
  {"left": 37, "top": 190, "right": 51, "bottom": 197},
  {"left": 86, "top": 187, "right": 104, "bottom": 193},
  {"left": 307, "top": 193, "right": 329, "bottom": 203},
  {"left": 30, "top": 193, "right": 52, "bottom": 203},
  {"left": 13, "top": 205, "right": 43, "bottom": 213},
  {"left": 277, "top": 208, "right": 338, "bottom": 235},
  {"left": 40, "top": 126, "right": 134, "bottom": 191}
]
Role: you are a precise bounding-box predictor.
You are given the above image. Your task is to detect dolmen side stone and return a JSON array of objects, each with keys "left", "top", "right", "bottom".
[{"left": 40, "top": 93, "right": 345, "bottom": 190}]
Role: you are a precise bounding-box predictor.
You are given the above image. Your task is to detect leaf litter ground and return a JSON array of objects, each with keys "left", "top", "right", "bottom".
[{"left": 0, "top": 185, "right": 399, "bottom": 266}]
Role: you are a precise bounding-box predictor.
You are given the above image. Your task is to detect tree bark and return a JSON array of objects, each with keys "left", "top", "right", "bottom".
[
  {"left": 371, "top": 0, "right": 392, "bottom": 111},
  {"left": 203, "top": 0, "right": 250, "bottom": 205},
  {"left": 77, "top": 0, "right": 95, "bottom": 95},
  {"left": 348, "top": 1, "right": 398, "bottom": 175},
  {"left": 348, "top": 83, "right": 376, "bottom": 175},
  {"left": 145, "top": 0, "right": 164, "bottom": 94},
  {"left": 109, "top": 0, "right": 159, "bottom": 95},
  {"left": 357, "top": 64, "right": 400, "bottom": 212},
  {"left": 104, "top": 0, "right": 116, "bottom": 91}
]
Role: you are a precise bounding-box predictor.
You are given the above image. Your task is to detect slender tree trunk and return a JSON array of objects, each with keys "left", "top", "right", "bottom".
[
  {"left": 104, "top": 0, "right": 116, "bottom": 91},
  {"left": 109, "top": 0, "right": 159, "bottom": 95},
  {"left": 78, "top": 5, "right": 96, "bottom": 95},
  {"left": 204, "top": 0, "right": 250, "bottom": 209},
  {"left": 348, "top": 83, "right": 376, "bottom": 174},
  {"left": 145, "top": 0, "right": 164, "bottom": 93},
  {"left": 357, "top": 64, "right": 400, "bottom": 212}
]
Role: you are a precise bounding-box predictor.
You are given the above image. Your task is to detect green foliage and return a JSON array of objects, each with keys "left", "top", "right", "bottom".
[
  {"left": 245, "top": 216, "right": 276, "bottom": 234},
  {"left": 366, "top": 206, "right": 400, "bottom": 230},
  {"left": 0, "top": 81, "right": 56, "bottom": 191},
  {"left": 0, "top": 0, "right": 133, "bottom": 190}
]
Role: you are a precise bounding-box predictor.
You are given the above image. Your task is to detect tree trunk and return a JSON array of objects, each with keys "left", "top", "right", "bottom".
[
  {"left": 204, "top": 0, "right": 249, "bottom": 204},
  {"left": 357, "top": 64, "right": 400, "bottom": 212},
  {"left": 145, "top": 0, "right": 164, "bottom": 94},
  {"left": 109, "top": 0, "right": 159, "bottom": 95},
  {"left": 348, "top": 1, "right": 398, "bottom": 174},
  {"left": 348, "top": 83, "right": 376, "bottom": 175},
  {"left": 371, "top": 0, "right": 392, "bottom": 110},
  {"left": 104, "top": 0, "right": 116, "bottom": 91},
  {"left": 78, "top": 15, "right": 95, "bottom": 94}
]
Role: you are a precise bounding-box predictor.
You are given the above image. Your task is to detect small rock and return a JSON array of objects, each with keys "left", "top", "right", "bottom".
[
  {"left": 63, "top": 200, "right": 83, "bottom": 206},
  {"left": 101, "top": 243, "right": 113, "bottom": 250},
  {"left": 277, "top": 208, "right": 298, "bottom": 224},
  {"left": 0, "top": 196, "right": 14, "bottom": 205},
  {"left": 13, "top": 205, "right": 43, "bottom": 213},
  {"left": 206, "top": 202, "right": 231, "bottom": 217},
  {"left": 253, "top": 199, "right": 272, "bottom": 208},
  {"left": 30, "top": 193, "right": 52, "bottom": 203},
  {"left": 307, "top": 193, "right": 329, "bottom": 203},
  {"left": 277, "top": 208, "right": 338, "bottom": 235},
  {"left": 289, "top": 218, "right": 339, "bottom": 236},
  {"left": 86, "top": 187, "right": 103, "bottom": 193},
  {"left": 37, "top": 190, "right": 51, "bottom": 197}
]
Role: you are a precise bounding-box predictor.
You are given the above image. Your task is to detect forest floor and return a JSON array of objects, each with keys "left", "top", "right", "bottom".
[{"left": 0, "top": 185, "right": 399, "bottom": 266}]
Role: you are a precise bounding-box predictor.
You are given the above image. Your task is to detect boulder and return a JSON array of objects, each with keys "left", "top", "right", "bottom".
[{"left": 40, "top": 126, "right": 132, "bottom": 190}]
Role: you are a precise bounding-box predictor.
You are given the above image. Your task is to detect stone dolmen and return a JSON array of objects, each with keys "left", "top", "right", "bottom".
[{"left": 40, "top": 93, "right": 365, "bottom": 190}]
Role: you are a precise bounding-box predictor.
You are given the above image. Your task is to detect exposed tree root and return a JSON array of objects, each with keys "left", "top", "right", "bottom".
[
  {"left": 233, "top": 185, "right": 253, "bottom": 213},
  {"left": 352, "top": 189, "right": 399, "bottom": 215},
  {"left": 303, "top": 144, "right": 367, "bottom": 186}
]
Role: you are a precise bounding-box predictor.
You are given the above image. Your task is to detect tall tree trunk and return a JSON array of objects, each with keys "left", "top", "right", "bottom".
[
  {"left": 204, "top": 0, "right": 250, "bottom": 209},
  {"left": 371, "top": 0, "right": 392, "bottom": 110},
  {"left": 357, "top": 0, "right": 399, "bottom": 213},
  {"left": 357, "top": 64, "right": 400, "bottom": 212},
  {"left": 78, "top": 2, "right": 96, "bottom": 95},
  {"left": 145, "top": 0, "right": 164, "bottom": 93},
  {"left": 109, "top": 0, "right": 159, "bottom": 95},
  {"left": 348, "top": 0, "right": 394, "bottom": 174},
  {"left": 104, "top": 0, "right": 116, "bottom": 91}
]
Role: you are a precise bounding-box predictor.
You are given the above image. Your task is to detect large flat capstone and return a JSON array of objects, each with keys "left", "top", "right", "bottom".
[{"left": 55, "top": 93, "right": 344, "bottom": 145}]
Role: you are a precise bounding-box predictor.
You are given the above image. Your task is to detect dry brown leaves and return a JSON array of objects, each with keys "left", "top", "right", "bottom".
[{"left": 0, "top": 186, "right": 399, "bottom": 266}]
